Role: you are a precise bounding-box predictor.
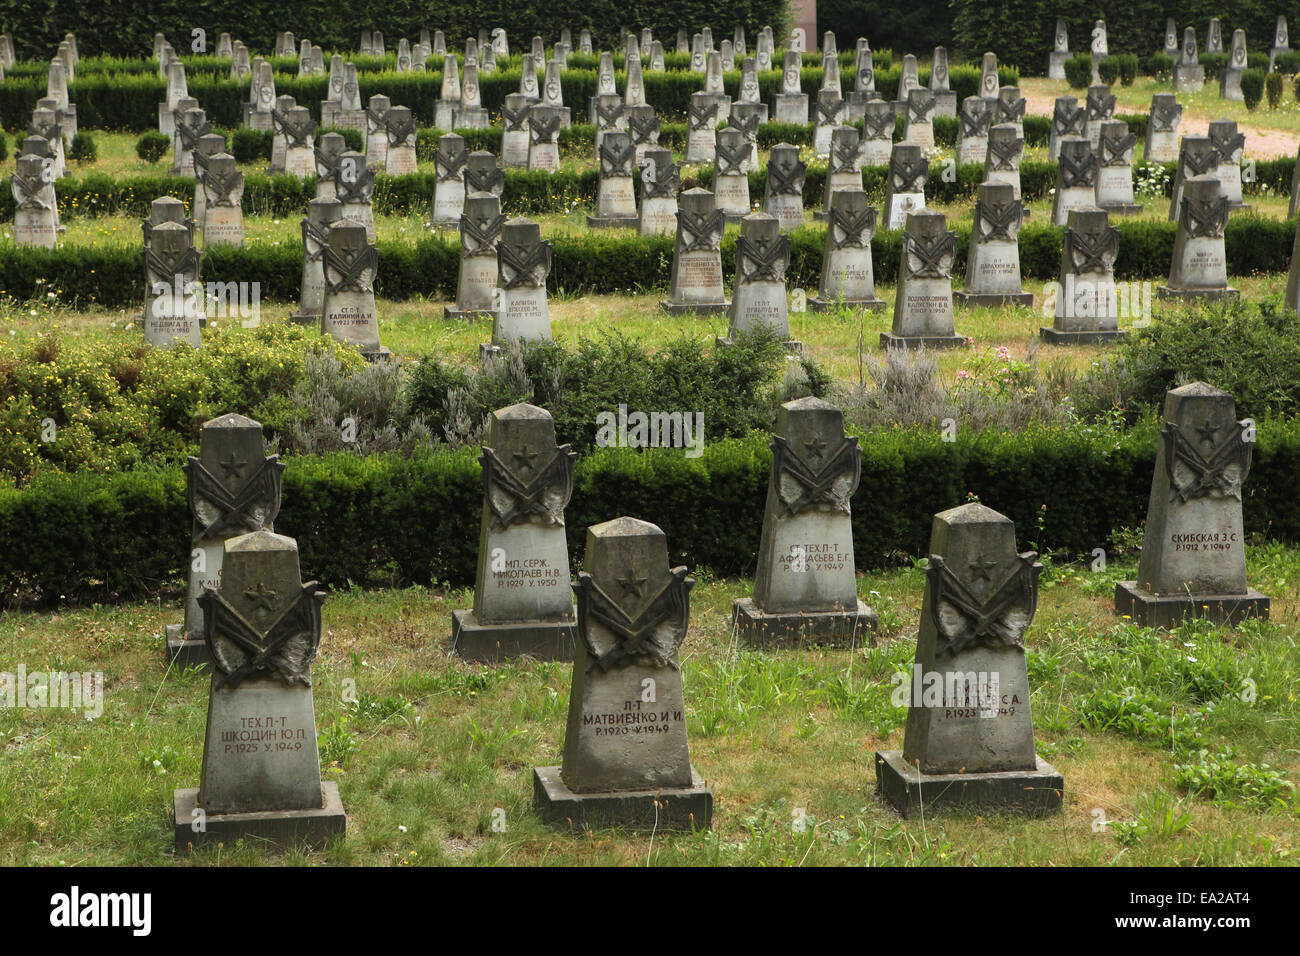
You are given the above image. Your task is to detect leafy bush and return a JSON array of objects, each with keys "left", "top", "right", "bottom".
[
  {"left": 1063, "top": 54, "right": 1092, "bottom": 89},
  {"left": 1174, "top": 750, "right": 1296, "bottom": 810},
  {"left": 1146, "top": 53, "right": 1174, "bottom": 81},
  {"left": 135, "top": 131, "right": 169, "bottom": 163},
  {"left": 68, "top": 132, "right": 97, "bottom": 163},
  {"left": 1097, "top": 56, "right": 1121, "bottom": 86},
  {"left": 1266, "top": 71, "right": 1285, "bottom": 109},
  {"left": 1113, "top": 53, "right": 1139, "bottom": 86},
  {"left": 1241, "top": 69, "right": 1265, "bottom": 110}
]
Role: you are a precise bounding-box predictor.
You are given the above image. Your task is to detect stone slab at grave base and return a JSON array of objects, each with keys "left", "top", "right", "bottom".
[
  {"left": 429, "top": 220, "right": 458, "bottom": 232},
  {"left": 444, "top": 306, "right": 496, "bottom": 322},
  {"left": 880, "top": 332, "right": 966, "bottom": 350},
  {"left": 807, "top": 295, "right": 886, "bottom": 313},
  {"left": 716, "top": 335, "right": 803, "bottom": 354},
  {"left": 660, "top": 299, "right": 729, "bottom": 316},
  {"left": 1156, "top": 285, "right": 1240, "bottom": 303},
  {"left": 1228, "top": 201, "right": 1251, "bottom": 213},
  {"left": 361, "top": 346, "right": 392, "bottom": 364},
  {"left": 1097, "top": 201, "right": 1143, "bottom": 216},
  {"left": 585, "top": 213, "right": 639, "bottom": 229},
  {"left": 875, "top": 750, "right": 1063, "bottom": 818},
  {"left": 533, "top": 765, "right": 712, "bottom": 831},
  {"left": 954, "top": 290, "right": 1034, "bottom": 309},
  {"left": 1039, "top": 326, "right": 1128, "bottom": 345},
  {"left": 163, "top": 623, "right": 209, "bottom": 669},
  {"left": 731, "top": 597, "right": 877, "bottom": 647},
  {"left": 288, "top": 312, "right": 319, "bottom": 326},
  {"left": 450, "top": 609, "right": 576, "bottom": 662},
  {"left": 172, "top": 782, "right": 345, "bottom": 852},
  {"left": 1114, "top": 580, "right": 1270, "bottom": 628}
]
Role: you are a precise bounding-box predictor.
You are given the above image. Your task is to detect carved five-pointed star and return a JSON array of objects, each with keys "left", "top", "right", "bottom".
[
  {"left": 969, "top": 555, "right": 998, "bottom": 581},
  {"left": 244, "top": 581, "right": 278, "bottom": 614},
  {"left": 513, "top": 444, "right": 539, "bottom": 473},
  {"left": 617, "top": 570, "right": 647, "bottom": 600},
  {"left": 219, "top": 452, "right": 247, "bottom": 479},
  {"left": 803, "top": 434, "right": 827, "bottom": 460},
  {"left": 1195, "top": 420, "right": 1219, "bottom": 444}
]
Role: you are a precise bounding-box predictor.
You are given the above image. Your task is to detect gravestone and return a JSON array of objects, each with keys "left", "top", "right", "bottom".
[
  {"left": 282, "top": 106, "right": 316, "bottom": 179},
  {"left": 11, "top": 154, "right": 57, "bottom": 249},
  {"left": 579, "top": 29, "right": 592, "bottom": 55},
  {"left": 173, "top": 105, "right": 210, "bottom": 178},
  {"left": 364, "top": 94, "right": 391, "bottom": 171},
  {"left": 1049, "top": 97, "right": 1084, "bottom": 162},
  {"left": 627, "top": 105, "right": 661, "bottom": 167},
  {"left": 1157, "top": 176, "right": 1238, "bottom": 302},
  {"left": 763, "top": 143, "right": 807, "bottom": 233},
  {"left": 28, "top": 106, "right": 65, "bottom": 178},
  {"left": 1207, "top": 18, "right": 1223, "bottom": 54},
  {"left": 1051, "top": 138, "right": 1097, "bottom": 226},
  {"left": 690, "top": 34, "right": 706, "bottom": 72},
  {"left": 685, "top": 88, "right": 730, "bottom": 164},
  {"left": 1116, "top": 383, "right": 1269, "bottom": 626},
  {"left": 1048, "top": 19, "right": 1069, "bottom": 78},
  {"left": 371, "top": 30, "right": 384, "bottom": 55},
  {"left": 1169, "top": 135, "right": 1221, "bottom": 221},
  {"left": 446, "top": 191, "right": 505, "bottom": 320},
  {"left": 772, "top": 51, "right": 809, "bottom": 125},
  {"left": 432, "top": 30, "right": 446, "bottom": 55},
  {"left": 1272, "top": 15, "right": 1290, "bottom": 68},
  {"left": 978, "top": 52, "right": 999, "bottom": 103},
  {"left": 591, "top": 93, "right": 627, "bottom": 153},
  {"left": 384, "top": 105, "right": 417, "bottom": 176},
  {"left": 165, "top": 414, "right": 283, "bottom": 665},
  {"left": 313, "top": 132, "right": 346, "bottom": 201},
  {"left": 534, "top": 516, "right": 711, "bottom": 831},
  {"left": 216, "top": 33, "right": 232, "bottom": 58},
  {"left": 540, "top": 59, "right": 571, "bottom": 129},
  {"left": 192, "top": 133, "right": 226, "bottom": 226},
  {"left": 638, "top": 147, "right": 680, "bottom": 237},
  {"left": 432, "top": 134, "right": 469, "bottom": 226},
  {"left": 47, "top": 61, "right": 76, "bottom": 137},
  {"left": 902, "top": 89, "right": 936, "bottom": 151},
  {"left": 928, "top": 46, "right": 957, "bottom": 118},
  {"left": 587, "top": 53, "right": 616, "bottom": 123},
  {"left": 465, "top": 151, "right": 504, "bottom": 200},
  {"left": 995, "top": 86, "right": 1026, "bottom": 142},
  {"left": 846, "top": 42, "right": 880, "bottom": 122},
  {"left": 727, "top": 101, "right": 763, "bottom": 172},
  {"left": 1145, "top": 93, "right": 1183, "bottom": 162},
  {"left": 1095, "top": 120, "right": 1142, "bottom": 214},
  {"left": 881, "top": 210, "right": 963, "bottom": 349},
  {"left": 815, "top": 126, "right": 865, "bottom": 223},
  {"left": 290, "top": 198, "right": 343, "bottom": 326},
  {"left": 735, "top": 57, "right": 766, "bottom": 115},
  {"left": 230, "top": 43, "right": 251, "bottom": 81},
  {"left": 1091, "top": 20, "right": 1108, "bottom": 84},
  {"left": 244, "top": 59, "right": 275, "bottom": 130},
  {"left": 860, "top": 100, "right": 895, "bottom": 166},
  {"left": 321, "top": 219, "right": 389, "bottom": 361},
  {"left": 875, "top": 503, "right": 1062, "bottom": 817},
  {"left": 956, "top": 96, "right": 991, "bottom": 166},
  {"left": 158, "top": 60, "right": 187, "bottom": 137},
  {"left": 434, "top": 54, "right": 460, "bottom": 131},
  {"left": 1161, "top": 19, "right": 1179, "bottom": 59},
  {"left": 172, "top": 529, "right": 344, "bottom": 850},
  {"left": 649, "top": 41, "right": 665, "bottom": 71},
  {"left": 359, "top": 30, "right": 372, "bottom": 55},
  {"left": 1174, "top": 27, "right": 1205, "bottom": 92},
  {"left": 808, "top": 188, "right": 884, "bottom": 312},
  {"left": 1207, "top": 119, "right": 1248, "bottom": 211},
  {"left": 336, "top": 64, "right": 366, "bottom": 132},
  {"left": 144, "top": 221, "right": 201, "bottom": 347},
  {"left": 713, "top": 128, "right": 752, "bottom": 222},
  {"left": 267, "top": 95, "right": 298, "bottom": 174},
  {"left": 720, "top": 213, "right": 798, "bottom": 351},
  {"left": 955, "top": 182, "right": 1033, "bottom": 308},
  {"left": 587, "top": 131, "right": 639, "bottom": 228},
  {"left": 1221, "top": 29, "right": 1247, "bottom": 100},
  {"left": 490, "top": 218, "right": 553, "bottom": 348},
  {"left": 661, "top": 188, "right": 728, "bottom": 315},
  {"left": 335, "top": 150, "right": 376, "bottom": 241},
  {"left": 882, "top": 143, "right": 928, "bottom": 230},
  {"left": 455, "top": 62, "right": 490, "bottom": 130},
  {"left": 733, "top": 397, "right": 876, "bottom": 645},
  {"left": 756, "top": 27, "right": 773, "bottom": 70},
  {"left": 813, "top": 56, "right": 845, "bottom": 156},
  {"left": 623, "top": 55, "right": 646, "bottom": 111},
  {"left": 501, "top": 94, "right": 532, "bottom": 167},
  {"left": 527, "top": 105, "right": 563, "bottom": 172},
  {"left": 481, "top": 41, "right": 498, "bottom": 74},
  {"left": 1084, "top": 84, "right": 1115, "bottom": 152},
  {"left": 1040, "top": 207, "right": 1127, "bottom": 345},
  {"left": 451, "top": 404, "right": 578, "bottom": 662},
  {"left": 895, "top": 54, "right": 921, "bottom": 115},
  {"left": 200, "top": 153, "right": 245, "bottom": 247}
]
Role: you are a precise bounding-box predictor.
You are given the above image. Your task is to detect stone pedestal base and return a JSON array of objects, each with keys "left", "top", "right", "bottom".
[
  {"left": 585, "top": 214, "right": 639, "bottom": 229},
  {"left": 880, "top": 332, "right": 966, "bottom": 350},
  {"left": 875, "top": 750, "right": 1063, "bottom": 817},
  {"left": 444, "top": 306, "right": 496, "bottom": 321},
  {"left": 163, "top": 622, "right": 209, "bottom": 669},
  {"left": 731, "top": 597, "right": 877, "bottom": 647},
  {"left": 450, "top": 609, "right": 576, "bottom": 662},
  {"left": 954, "top": 290, "right": 1034, "bottom": 308},
  {"left": 533, "top": 765, "right": 712, "bottom": 831},
  {"left": 172, "top": 782, "right": 345, "bottom": 851},
  {"left": 362, "top": 346, "right": 392, "bottom": 364},
  {"left": 1048, "top": 51, "right": 1068, "bottom": 79},
  {"left": 1039, "top": 326, "right": 1128, "bottom": 345},
  {"left": 660, "top": 299, "right": 728, "bottom": 316},
  {"left": 808, "top": 295, "right": 886, "bottom": 313},
  {"left": 1156, "top": 285, "right": 1240, "bottom": 303},
  {"left": 1114, "top": 580, "right": 1270, "bottom": 628},
  {"left": 288, "top": 312, "right": 319, "bottom": 326},
  {"left": 1097, "top": 201, "right": 1143, "bottom": 215}
]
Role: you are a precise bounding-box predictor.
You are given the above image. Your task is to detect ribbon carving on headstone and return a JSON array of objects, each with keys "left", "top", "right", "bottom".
[
  {"left": 200, "top": 581, "right": 326, "bottom": 688},
  {"left": 770, "top": 432, "right": 861, "bottom": 515},
  {"left": 1162, "top": 420, "right": 1252, "bottom": 501},
  {"left": 926, "top": 552, "right": 1040, "bottom": 657},
  {"left": 480, "top": 442, "right": 576, "bottom": 529},
  {"left": 575, "top": 567, "right": 692, "bottom": 672}
]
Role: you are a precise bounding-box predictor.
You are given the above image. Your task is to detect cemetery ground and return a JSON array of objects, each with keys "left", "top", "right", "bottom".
[{"left": 2, "top": 539, "right": 1299, "bottom": 867}]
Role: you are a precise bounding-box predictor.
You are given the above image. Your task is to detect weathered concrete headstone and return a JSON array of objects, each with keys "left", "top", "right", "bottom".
[
  {"left": 626, "top": 104, "right": 661, "bottom": 166},
  {"left": 649, "top": 40, "right": 665, "bottom": 71},
  {"left": 1174, "top": 27, "right": 1205, "bottom": 92},
  {"left": 464, "top": 150, "right": 504, "bottom": 201},
  {"left": 685, "top": 87, "right": 730, "bottom": 164},
  {"left": 455, "top": 61, "right": 490, "bottom": 130},
  {"left": 11, "top": 154, "right": 58, "bottom": 249},
  {"left": 623, "top": 54, "right": 646, "bottom": 111},
  {"left": 282, "top": 106, "right": 317, "bottom": 179},
  {"left": 1048, "top": 19, "right": 1069, "bottom": 79},
  {"left": 882, "top": 142, "right": 928, "bottom": 230},
  {"left": 290, "top": 198, "right": 344, "bottom": 326},
  {"left": 928, "top": 46, "right": 957, "bottom": 118},
  {"left": 533, "top": 516, "right": 711, "bottom": 831},
  {"left": 733, "top": 397, "right": 876, "bottom": 645},
  {"left": 1169, "top": 134, "right": 1221, "bottom": 221},
  {"left": 813, "top": 56, "right": 846, "bottom": 156},
  {"left": 756, "top": 27, "right": 774, "bottom": 70},
  {"left": 201, "top": 153, "right": 245, "bottom": 247},
  {"left": 808, "top": 188, "right": 884, "bottom": 312},
  {"left": 1095, "top": 119, "right": 1141, "bottom": 214},
  {"left": 28, "top": 107, "right": 66, "bottom": 178},
  {"left": 902, "top": 89, "right": 936, "bottom": 152},
  {"left": 1221, "top": 29, "right": 1248, "bottom": 100},
  {"left": 587, "top": 52, "right": 615, "bottom": 123},
  {"left": 846, "top": 41, "right": 880, "bottom": 122},
  {"left": 1206, "top": 18, "right": 1223, "bottom": 54},
  {"left": 334, "top": 63, "right": 366, "bottom": 132},
  {"left": 173, "top": 529, "right": 344, "bottom": 850},
  {"left": 978, "top": 51, "right": 999, "bottom": 103},
  {"left": 587, "top": 131, "right": 639, "bottom": 228},
  {"left": 579, "top": 28, "right": 592, "bottom": 55},
  {"left": 527, "top": 105, "right": 563, "bottom": 172},
  {"left": 1158, "top": 175, "right": 1238, "bottom": 302},
  {"left": 1090, "top": 19, "right": 1108, "bottom": 83},
  {"left": 882, "top": 209, "right": 963, "bottom": 349},
  {"left": 876, "top": 502, "right": 1062, "bottom": 817},
  {"left": 191, "top": 133, "right": 226, "bottom": 226},
  {"left": 813, "top": 126, "right": 865, "bottom": 223},
  {"left": 1084, "top": 84, "right": 1115, "bottom": 151},
  {"left": 1040, "top": 207, "right": 1127, "bottom": 344},
  {"left": 312, "top": 132, "right": 346, "bottom": 201},
  {"left": 995, "top": 85, "right": 1026, "bottom": 142},
  {"left": 591, "top": 92, "right": 627, "bottom": 153},
  {"left": 144, "top": 221, "right": 201, "bottom": 347},
  {"left": 1145, "top": 93, "right": 1183, "bottom": 162},
  {"left": 501, "top": 94, "right": 532, "bottom": 167},
  {"left": 1051, "top": 138, "right": 1097, "bottom": 226},
  {"left": 451, "top": 403, "right": 578, "bottom": 662},
  {"left": 1272, "top": 15, "right": 1291, "bottom": 68},
  {"left": 384, "top": 105, "right": 417, "bottom": 175},
  {"left": 712, "top": 128, "right": 752, "bottom": 222},
  {"left": 244, "top": 59, "right": 275, "bottom": 130},
  {"left": 267, "top": 94, "right": 298, "bottom": 173},
  {"left": 446, "top": 191, "right": 505, "bottom": 320},
  {"left": 158, "top": 60, "right": 187, "bottom": 137},
  {"left": 537, "top": 58, "right": 570, "bottom": 128},
  {"left": 772, "top": 50, "right": 809, "bottom": 125},
  {"left": 721, "top": 213, "right": 798, "bottom": 350},
  {"left": 860, "top": 100, "right": 895, "bottom": 166},
  {"left": 1162, "top": 19, "right": 1180, "bottom": 59},
  {"left": 1208, "top": 119, "right": 1248, "bottom": 211},
  {"left": 364, "top": 93, "right": 391, "bottom": 171},
  {"left": 661, "top": 188, "right": 728, "bottom": 315},
  {"left": 490, "top": 218, "right": 553, "bottom": 347},
  {"left": 321, "top": 219, "right": 388, "bottom": 361},
  {"left": 434, "top": 53, "right": 460, "bottom": 131},
  {"left": 955, "top": 182, "right": 1033, "bottom": 308},
  {"left": 1049, "top": 95, "right": 1084, "bottom": 161},
  {"left": 1116, "top": 383, "right": 1268, "bottom": 625},
  {"left": 335, "top": 150, "right": 376, "bottom": 241},
  {"left": 956, "top": 96, "right": 991, "bottom": 166},
  {"left": 763, "top": 143, "right": 807, "bottom": 233},
  {"left": 638, "top": 147, "right": 680, "bottom": 238},
  {"left": 896, "top": 53, "right": 921, "bottom": 114},
  {"left": 173, "top": 105, "right": 210, "bottom": 177},
  {"left": 230, "top": 43, "right": 251, "bottom": 81}
]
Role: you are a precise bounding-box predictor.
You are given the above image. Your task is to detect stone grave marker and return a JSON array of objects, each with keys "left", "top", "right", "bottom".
[
  {"left": 902, "top": 89, "right": 936, "bottom": 152},
  {"left": 1175, "top": 27, "right": 1205, "bottom": 92},
  {"left": 881, "top": 209, "right": 964, "bottom": 349},
  {"left": 282, "top": 106, "right": 317, "bottom": 179},
  {"left": 1162, "top": 19, "right": 1180, "bottom": 59},
  {"left": 502, "top": 94, "right": 532, "bottom": 167},
  {"left": 173, "top": 105, "right": 211, "bottom": 177},
  {"left": 720, "top": 213, "right": 798, "bottom": 351},
  {"left": 11, "top": 154, "right": 58, "bottom": 249},
  {"left": 490, "top": 218, "right": 553, "bottom": 348},
  {"left": 540, "top": 59, "right": 571, "bottom": 128},
  {"left": 928, "top": 46, "right": 957, "bottom": 118},
  {"left": 1208, "top": 119, "right": 1248, "bottom": 211},
  {"left": 713, "top": 128, "right": 752, "bottom": 222},
  {"left": 431, "top": 133, "right": 469, "bottom": 226},
  {"left": 1048, "top": 19, "right": 1069, "bottom": 79},
  {"left": 313, "top": 132, "right": 346, "bottom": 202},
  {"left": 1095, "top": 119, "right": 1141, "bottom": 214},
  {"left": 955, "top": 182, "right": 1033, "bottom": 308},
  {"left": 1169, "top": 134, "right": 1221, "bottom": 221},
  {"left": 627, "top": 105, "right": 661, "bottom": 166},
  {"left": 956, "top": 96, "right": 991, "bottom": 166},
  {"left": 1084, "top": 84, "right": 1115, "bottom": 152},
  {"left": 638, "top": 147, "right": 680, "bottom": 237},
  {"left": 685, "top": 86, "right": 730, "bottom": 164},
  {"left": 1146, "top": 93, "right": 1183, "bottom": 162},
  {"left": 201, "top": 153, "right": 245, "bottom": 247},
  {"left": 846, "top": 41, "right": 880, "bottom": 122},
  {"left": 446, "top": 191, "right": 505, "bottom": 320},
  {"left": 1091, "top": 20, "right": 1108, "bottom": 83},
  {"left": 1049, "top": 95, "right": 1084, "bottom": 161},
  {"left": 434, "top": 54, "right": 460, "bottom": 131},
  {"left": 1040, "top": 207, "right": 1127, "bottom": 345},
  {"left": 995, "top": 86, "right": 1026, "bottom": 142},
  {"left": 1222, "top": 29, "right": 1247, "bottom": 100},
  {"left": 808, "top": 187, "right": 884, "bottom": 312},
  {"left": 244, "top": 59, "right": 275, "bottom": 130},
  {"left": 321, "top": 219, "right": 389, "bottom": 361},
  {"left": 364, "top": 93, "right": 391, "bottom": 170},
  {"left": 763, "top": 143, "right": 807, "bottom": 234},
  {"left": 158, "top": 59, "right": 187, "bottom": 137},
  {"left": 144, "top": 221, "right": 201, "bottom": 347},
  {"left": 1051, "top": 138, "right": 1097, "bottom": 226},
  {"left": 661, "top": 188, "right": 728, "bottom": 315},
  {"left": 587, "top": 131, "right": 639, "bottom": 228},
  {"left": 384, "top": 106, "right": 417, "bottom": 175},
  {"left": 527, "top": 105, "right": 564, "bottom": 172},
  {"left": 290, "top": 198, "right": 344, "bottom": 326},
  {"left": 335, "top": 150, "right": 376, "bottom": 241},
  {"left": 455, "top": 61, "right": 490, "bottom": 130},
  {"left": 860, "top": 100, "right": 895, "bottom": 166},
  {"left": 896, "top": 54, "right": 921, "bottom": 115},
  {"left": 772, "top": 51, "right": 809, "bottom": 125},
  {"left": 1157, "top": 175, "right": 1238, "bottom": 302},
  {"left": 882, "top": 142, "right": 928, "bottom": 230},
  {"left": 191, "top": 133, "right": 226, "bottom": 226}
]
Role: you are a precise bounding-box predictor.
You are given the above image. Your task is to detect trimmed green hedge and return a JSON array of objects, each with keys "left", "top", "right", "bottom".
[{"left": 7, "top": 416, "right": 1300, "bottom": 606}]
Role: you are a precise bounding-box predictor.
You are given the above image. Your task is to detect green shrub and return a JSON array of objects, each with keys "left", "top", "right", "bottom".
[
  {"left": 1266, "top": 71, "right": 1285, "bottom": 109},
  {"left": 1097, "top": 57, "right": 1121, "bottom": 86},
  {"left": 1241, "top": 69, "right": 1266, "bottom": 110},
  {"left": 0, "top": 133, "right": 8, "bottom": 163},
  {"left": 1146, "top": 53, "right": 1174, "bottom": 81},
  {"left": 1063, "top": 54, "right": 1093, "bottom": 89},
  {"left": 1114, "top": 53, "right": 1139, "bottom": 86},
  {"left": 135, "top": 131, "right": 170, "bottom": 163},
  {"left": 68, "top": 132, "right": 97, "bottom": 163},
  {"left": 1174, "top": 750, "right": 1296, "bottom": 810}
]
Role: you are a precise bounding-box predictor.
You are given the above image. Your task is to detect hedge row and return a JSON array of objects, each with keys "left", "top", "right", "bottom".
[
  {"left": 4, "top": 211, "right": 1293, "bottom": 308},
  {"left": 0, "top": 63, "right": 1019, "bottom": 131},
  {"left": 7, "top": 416, "right": 1300, "bottom": 606}
]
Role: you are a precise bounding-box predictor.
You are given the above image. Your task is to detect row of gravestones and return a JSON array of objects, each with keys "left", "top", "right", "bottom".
[
  {"left": 1048, "top": 15, "right": 1291, "bottom": 78},
  {"left": 163, "top": 373, "right": 1268, "bottom": 847}
]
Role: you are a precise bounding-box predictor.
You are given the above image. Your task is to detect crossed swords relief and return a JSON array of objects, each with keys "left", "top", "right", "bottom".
[
  {"left": 902, "top": 230, "right": 957, "bottom": 280},
  {"left": 480, "top": 442, "right": 575, "bottom": 529},
  {"left": 828, "top": 206, "right": 875, "bottom": 249},
  {"left": 677, "top": 209, "right": 725, "bottom": 252},
  {"left": 599, "top": 140, "right": 636, "bottom": 177},
  {"left": 1180, "top": 196, "right": 1229, "bottom": 239},
  {"left": 185, "top": 455, "right": 284, "bottom": 539},
  {"left": 975, "top": 200, "right": 1022, "bottom": 243},
  {"left": 1059, "top": 148, "right": 1098, "bottom": 188},
  {"left": 1163, "top": 420, "right": 1252, "bottom": 501},
  {"left": 771, "top": 433, "right": 861, "bottom": 515},
  {"left": 575, "top": 568, "right": 693, "bottom": 672},
  {"left": 736, "top": 231, "right": 790, "bottom": 282},
  {"left": 766, "top": 157, "right": 805, "bottom": 195},
  {"left": 500, "top": 240, "right": 551, "bottom": 288},
  {"left": 323, "top": 243, "right": 378, "bottom": 293},
  {"left": 926, "top": 552, "right": 1041, "bottom": 657},
  {"left": 200, "top": 580, "right": 326, "bottom": 689},
  {"left": 1064, "top": 224, "right": 1120, "bottom": 274}
]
